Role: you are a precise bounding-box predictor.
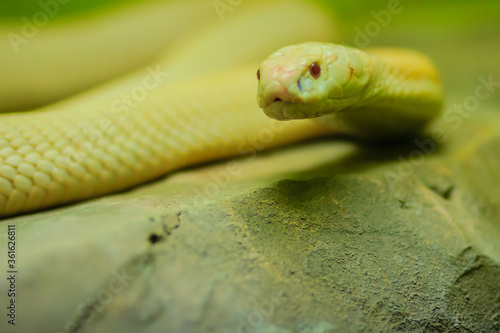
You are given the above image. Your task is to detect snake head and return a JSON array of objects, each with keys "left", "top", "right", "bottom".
[{"left": 257, "top": 42, "right": 370, "bottom": 120}]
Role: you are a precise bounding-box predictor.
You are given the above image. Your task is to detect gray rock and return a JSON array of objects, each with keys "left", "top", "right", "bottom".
[{"left": 1, "top": 109, "right": 499, "bottom": 333}]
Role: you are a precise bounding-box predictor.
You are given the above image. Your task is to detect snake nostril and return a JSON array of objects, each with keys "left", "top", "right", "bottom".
[{"left": 273, "top": 98, "right": 282, "bottom": 102}]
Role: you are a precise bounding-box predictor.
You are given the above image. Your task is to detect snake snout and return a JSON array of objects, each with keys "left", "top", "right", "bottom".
[{"left": 261, "top": 84, "right": 290, "bottom": 107}]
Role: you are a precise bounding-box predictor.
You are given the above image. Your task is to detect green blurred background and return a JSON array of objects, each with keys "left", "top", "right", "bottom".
[
  {"left": 1, "top": 0, "right": 499, "bottom": 27},
  {"left": 1, "top": 0, "right": 499, "bottom": 105}
]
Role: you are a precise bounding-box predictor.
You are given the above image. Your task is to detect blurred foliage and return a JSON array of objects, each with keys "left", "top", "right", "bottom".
[
  {"left": 319, "top": 0, "right": 500, "bottom": 43},
  {"left": 1, "top": 0, "right": 499, "bottom": 25},
  {"left": 0, "top": 0, "right": 140, "bottom": 20},
  {"left": 320, "top": 0, "right": 500, "bottom": 25}
]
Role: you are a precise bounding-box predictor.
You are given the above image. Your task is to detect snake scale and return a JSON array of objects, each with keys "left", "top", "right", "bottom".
[{"left": 0, "top": 1, "right": 443, "bottom": 218}]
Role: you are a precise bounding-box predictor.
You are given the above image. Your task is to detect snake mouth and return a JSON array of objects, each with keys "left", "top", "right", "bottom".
[
  {"left": 263, "top": 95, "right": 358, "bottom": 121},
  {"left": 263, "top": 100, "right": 319, "bottom": 120},
  {"left": 263, "top": 101, "right": 291, "bottom": 120}
]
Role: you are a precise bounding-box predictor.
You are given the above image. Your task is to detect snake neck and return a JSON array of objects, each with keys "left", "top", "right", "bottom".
[
  {"left": 329, "top": 48, "right": 444, "bottom": 138},
  {"left": 361, "top": 48, "right": 443, "bottom": 113}
]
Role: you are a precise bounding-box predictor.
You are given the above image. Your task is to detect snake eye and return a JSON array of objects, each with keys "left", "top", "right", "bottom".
[
  {"left": 257, "top": 69, "right": 261, "bottom": 80},
  {"left": 309, "top": 62, "right": 321, "bottom": 79}
]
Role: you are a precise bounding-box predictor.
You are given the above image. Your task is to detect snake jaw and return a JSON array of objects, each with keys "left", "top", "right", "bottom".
[
  {"left": 262, "top": 101, "right": 292, "bottom": 120},
  {"left": 263, "top": 101, "right": 314, "bottom": 121},
  {"left": 263, "top": 94, "right": 360, "bottom": 121}
]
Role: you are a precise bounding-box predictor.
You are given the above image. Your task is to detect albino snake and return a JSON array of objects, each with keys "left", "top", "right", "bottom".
[{"left": 0, "top": 2, "right": 443, "bottom": 218}]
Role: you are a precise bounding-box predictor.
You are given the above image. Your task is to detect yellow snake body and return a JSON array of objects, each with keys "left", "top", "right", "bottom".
[
  {"left": 0, "top": 2, "right": 443, "bottom": 217},
  {"left": 0, "top": 66, "right": 332, "bottom": 216}
]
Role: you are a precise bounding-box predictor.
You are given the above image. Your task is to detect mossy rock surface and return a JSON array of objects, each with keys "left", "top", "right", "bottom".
[{"left": 1, "top": 108, "right": 499, "bottom": 333}]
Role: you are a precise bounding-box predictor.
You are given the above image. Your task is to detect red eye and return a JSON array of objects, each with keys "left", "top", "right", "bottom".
[
  {"left": 257, "top": 69, "right": 261, "bottom": 80},
  {"left": 309, "top": 62, "right": 321, "bottom": 79}
]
